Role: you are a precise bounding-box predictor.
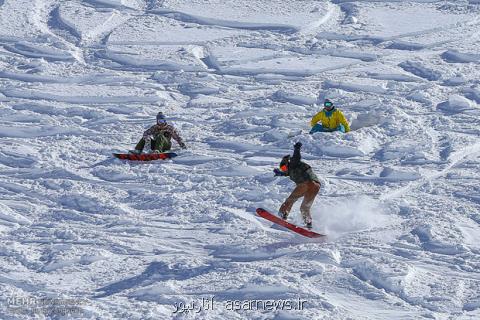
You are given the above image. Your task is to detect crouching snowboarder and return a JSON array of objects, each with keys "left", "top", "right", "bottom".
[
  {"left": 273, "top": 142, "right": 320, "bottom": 229},
  {"left": 310, "top": 99, "right": 350, "bottom": 133},
  {"left": 130, "top": 112, "right": 186, "bottom": 154}
]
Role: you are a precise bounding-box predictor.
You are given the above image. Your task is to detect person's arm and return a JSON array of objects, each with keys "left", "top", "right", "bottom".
[
  {"left": 273, "top": 168, "right": 287, "bottom": 176},
  {"left": 310, "top": 112, "right": 322, "bottom": 127},
  {"left": 337, "top": 111, "right": 350, "bottom": 132},
  {"left": 170, "top": 126, "right": 186, "bottom": 148},
  {"left": 290, "top": 142, "right": 302, "bottom": 167},
  {"left": 143, "top": 125, "right": 157, "bottom": 138}
]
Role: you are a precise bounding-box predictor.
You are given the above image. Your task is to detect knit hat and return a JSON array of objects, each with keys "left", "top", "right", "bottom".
[{"left": 156, "top": 112, "right": 166, "bottom": 124}]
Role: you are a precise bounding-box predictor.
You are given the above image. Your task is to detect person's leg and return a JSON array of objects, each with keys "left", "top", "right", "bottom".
[
  {"left": 134, "top": 138, "right": 146, "bottom": 152},
  {"left": 300, "top": 181, "right": 320, "bottom": 225},
  {"left": 309, "top": 124, "right": 325, "bottom": 134},
  {"left": 279, "top": 182, "right": 308, "bottom": 218},
  {"left": 152, "top": 134, "right": 172, "bottom": 152},
  {"left": 164, "top": 139, "right": 172, "bottom": 151}
]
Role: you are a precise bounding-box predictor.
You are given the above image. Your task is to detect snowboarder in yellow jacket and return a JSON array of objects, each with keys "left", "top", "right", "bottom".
[{"left": 310, "top": 99, "right": 350, "bottom": 133}]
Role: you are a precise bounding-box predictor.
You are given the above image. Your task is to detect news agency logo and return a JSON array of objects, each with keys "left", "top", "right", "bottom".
[{"left": 6, "top": 296, "right": 89, "bottom": 317}]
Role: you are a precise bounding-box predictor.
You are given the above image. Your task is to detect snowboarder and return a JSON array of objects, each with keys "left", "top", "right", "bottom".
[
  {"left": 310, "top": 99, "right": 350, "bottom": 133},
  {"left": 273, "top": 142, "right": 320, "bottom": 229},
  {"left": 130, "top": 112, "right": 186, "bottom": 154}
]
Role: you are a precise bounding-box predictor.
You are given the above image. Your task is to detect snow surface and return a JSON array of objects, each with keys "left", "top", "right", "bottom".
[{"left": 1, "top": 0, "right": 480, "bottom": 319}]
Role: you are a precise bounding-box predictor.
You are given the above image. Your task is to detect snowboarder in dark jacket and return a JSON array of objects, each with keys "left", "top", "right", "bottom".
[
  {"left": 130, "top": 112, "right": 186, "bottom": 154},
  {"left": 273, "top": 142, "right": 320, "bottom": 228}
]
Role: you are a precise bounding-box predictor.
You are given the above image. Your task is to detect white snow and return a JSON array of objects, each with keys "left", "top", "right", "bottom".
[
  {"left": 57, "top": 2, "right": 132, "bottom": 46},
  {"left": 1, "top": 0, "right": 480, "bottom": 319},
  {"left": 154, "top": 0, "right": 334, "bottom": 33},
  {"left": 437, "top": 94, "right": 477, "bottom": 113},
  {"left": 108, "top": 16, "right": 247, "bottom": 45}
]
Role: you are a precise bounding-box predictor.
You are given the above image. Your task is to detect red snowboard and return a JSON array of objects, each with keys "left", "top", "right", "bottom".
[
  {"left": 113, "top": 152, "right": 177, "bottom": 161},
  {"left": 256, "top": 208, "right": 325, "bottom": 238}
]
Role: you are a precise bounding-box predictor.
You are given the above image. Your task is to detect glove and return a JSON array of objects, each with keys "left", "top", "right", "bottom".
[
  {"left": 294, "top": 142, "right": 302, "bottom": 149},
  {"left": 179, "top": 142, "right": 187, "bottom": 149},
  {"left": 143, "top": 136, "right": 153, "bottom": 150},
  {"left": 273, "top": 168, "right": 284, "bottom": 176}
]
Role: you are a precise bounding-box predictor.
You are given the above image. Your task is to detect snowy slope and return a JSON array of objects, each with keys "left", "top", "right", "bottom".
[{"left": 1, "top": 0, "right": 480, "bottom": 319}]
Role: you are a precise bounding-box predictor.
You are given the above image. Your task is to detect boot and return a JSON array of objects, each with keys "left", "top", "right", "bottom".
[{"left": 304, "top": 215, "right": 312, "bottom": 229}]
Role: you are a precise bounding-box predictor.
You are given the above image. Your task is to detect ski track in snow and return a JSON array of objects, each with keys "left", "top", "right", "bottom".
[{"left": 1, "top": 0, "right": 480, "bottom": 319}]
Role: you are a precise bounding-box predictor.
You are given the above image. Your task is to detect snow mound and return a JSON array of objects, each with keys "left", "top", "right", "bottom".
[
  {"left": 399, "top": 61, "right": 442, "bottom": 81},
  {"left": 0, "top": 202, "right": 31, "bottom": 225},
  {"left": 108, "top": 15, "right": 245, "bottom": 45},
  {"left": 437, "top": 94, "right": 476, "bottom": 113},
  {"left": 5, "top": 42, "right": 73, "bottom": 61},
  {"left": 100, "top": 45, "right": 208, "bottom": 72},
  {"left": 441, "top": 50, "right": 480, "bottom": 63},
  {"left": 155, "top": 0, "right": 332, "bottom": 33},
  {"left": 220, "top": 55, "right": 358, "bottom": 77}
]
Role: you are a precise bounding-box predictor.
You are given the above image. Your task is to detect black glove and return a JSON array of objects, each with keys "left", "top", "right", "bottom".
[
  {"left": 294, "top": 142, "right": 302, "bottom": 149},
  {"left": 273, "top": 168, "right": 285, "bottom": 176}
]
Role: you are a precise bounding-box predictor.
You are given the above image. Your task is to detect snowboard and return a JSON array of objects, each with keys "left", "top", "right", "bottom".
[
  {"left": 256, "top": 208, "right": 325, "bottom": 238},
  {"left": 113, "top": 152, "right": 177, "bottom": 161}
]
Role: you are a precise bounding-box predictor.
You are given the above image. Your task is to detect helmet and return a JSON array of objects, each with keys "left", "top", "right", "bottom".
[
  {"left": 156, "top": 112, "right": 166, "bottom": 124},
  {"left": 279, "top": 155, "right": 290, "bottom": 172},
  {"left": 324, "top": 99, "right": 334, "bottom": 109}
]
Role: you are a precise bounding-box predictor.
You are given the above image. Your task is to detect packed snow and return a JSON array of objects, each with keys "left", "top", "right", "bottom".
[{"left": 1, "top": 0, "right": 480, "bottom": 319}]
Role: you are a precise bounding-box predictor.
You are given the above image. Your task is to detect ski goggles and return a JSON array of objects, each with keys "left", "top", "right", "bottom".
[
  {"left": 157, "top": 119, "right": 167, "bottom": 124},
  {"left": 324, "top": 101, "right": 333, "bottom": 108},
  {"left": 280, "top": 164, "right": 288, "bottom": 172}
]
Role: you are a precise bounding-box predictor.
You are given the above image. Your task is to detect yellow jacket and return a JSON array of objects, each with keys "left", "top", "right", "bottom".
[{"left": 310, "top": 108, "right": 350, "bottom": 132}]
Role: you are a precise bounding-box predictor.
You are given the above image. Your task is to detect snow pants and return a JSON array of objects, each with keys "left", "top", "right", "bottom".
[
  {"left": 135, "top": 134, "right": 172, "bottom": 152},
  {"left": 279, "top": 181, "right": 320, "bottom": 224},
  {"left": 309, "top": 124, "right": 345, "bottom": 134}
]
